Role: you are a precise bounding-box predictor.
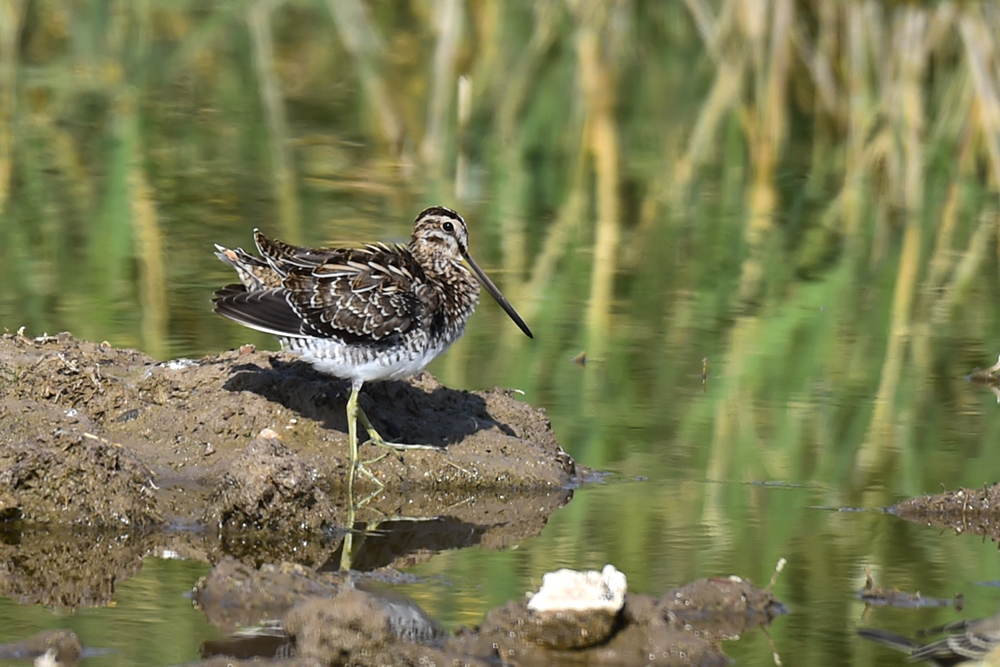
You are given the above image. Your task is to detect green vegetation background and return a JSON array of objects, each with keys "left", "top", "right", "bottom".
[
  {"left": 7, "top": 3, "right": 1000, "bottom": 665},
  {"left": 3, "top": 0, "right": 1000, "bottom": 528}
]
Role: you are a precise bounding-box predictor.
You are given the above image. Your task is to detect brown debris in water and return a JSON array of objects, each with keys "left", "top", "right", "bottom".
[
  {"left": 283, "top": 592, "right": 463, "bottom": 666},
  {"left": 193, "top": 557, "right": 343, "bottom": 633},
  {"left": 194, "top": 557, "right": 487, "bottom": 665},
  {"left": 858, "top": 565, "right": 963, "bottom": 610},
  {"left": 659, "top": 575, "right": 787, "bottom": 635},
  {"left": 891, "top": 483, "right": 1000, "bottom": 542}
]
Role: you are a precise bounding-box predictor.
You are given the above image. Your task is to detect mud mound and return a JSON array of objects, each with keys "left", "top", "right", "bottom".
[
  {"left": 0, "top": 413, "right": 159, "bottom": 526},
  {"left": 205, "top": 436, "right": 337, "bottom": 533},
  {"left": 0, "top": 331, "right": 576, "bottom": 527},
  {"left": 0, "top": 331, "right": 579, "bottom": 606}
]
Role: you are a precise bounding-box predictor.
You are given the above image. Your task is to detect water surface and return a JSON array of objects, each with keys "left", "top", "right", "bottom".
[{"left": 3, "top": 2, "right": 1000, "bottom": 665}]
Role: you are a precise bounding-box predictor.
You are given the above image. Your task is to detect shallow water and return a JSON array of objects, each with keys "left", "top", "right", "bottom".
[
  {"left": 3, "top": 398, "right": 1000, "bottom": 666},
  {"left": 5, "top": 2, "right": 1000, "bottom": 665}
]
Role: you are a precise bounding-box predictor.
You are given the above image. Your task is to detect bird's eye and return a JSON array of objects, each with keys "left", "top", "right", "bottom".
[{"left": 443, "top": 221, "right": 454, "bottom": 233}]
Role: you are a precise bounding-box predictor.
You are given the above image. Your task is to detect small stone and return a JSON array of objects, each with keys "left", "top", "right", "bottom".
[
  {"left": 520, "top": 565, "right": 627, "bottom": 649},
  {"left": 528, "top": 564, "right": 627, "bottom": 613}
]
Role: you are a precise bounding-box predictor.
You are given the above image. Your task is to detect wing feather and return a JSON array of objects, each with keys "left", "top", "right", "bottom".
[
  {"left": 215, "top": 232, "right": 434, "bottom": 344},
  {"left": 283, "top": 244, "right": 433, "bottom": 341}
]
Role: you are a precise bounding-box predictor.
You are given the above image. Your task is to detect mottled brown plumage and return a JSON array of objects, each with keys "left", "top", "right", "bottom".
[{"left": 212, "top": 206, "right": 532, "bottom": 488}]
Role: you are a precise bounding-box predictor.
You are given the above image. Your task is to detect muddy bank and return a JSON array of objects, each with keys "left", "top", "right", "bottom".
[
  {"left": 0, "top": 332, "right": 794, "bottom": 665},
  {"left": 0, "top": 331, "right": 578, "bottom": 605},
  {"left": 1, "top": 558, "right": 788, "bottom": 667},
  {"left": 0, "top": 331, "right": 576, "bottom": 521},
  {"left": 183, "top": 558, "right": 786, "bottom": 667}
]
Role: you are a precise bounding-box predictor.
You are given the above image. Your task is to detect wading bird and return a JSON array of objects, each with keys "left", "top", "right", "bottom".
[{"left": 213, "top": 206, "right": 533, "bottom": 487}]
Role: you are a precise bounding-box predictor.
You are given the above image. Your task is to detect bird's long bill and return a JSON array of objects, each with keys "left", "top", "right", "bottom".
[{"left": 463, "top": 253, "right": 533, "bottom": 339}]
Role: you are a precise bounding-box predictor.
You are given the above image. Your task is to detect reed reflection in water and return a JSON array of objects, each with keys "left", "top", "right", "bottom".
[{"left": 2, "top": 2, "right": 1000, "bottom": 665}]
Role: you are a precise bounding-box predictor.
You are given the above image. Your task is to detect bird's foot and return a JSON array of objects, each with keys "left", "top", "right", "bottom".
[
  {"left": 361, "top": 450, "right": 391, "bottom": 466},
  {"left": 365, "top": 437, "right": 441, "bottom": 452},
  {"left": 362, "top": 436, "right": 440, "bottom": 468},
  {"left": 358, "top": 408, "right": 440, "bottom": 453},
  {"left": 350, "top": 460, "right": 385, "bottom": 491},
  {"left": 361, "top": 423, "right": 441, "bottom": 454}
]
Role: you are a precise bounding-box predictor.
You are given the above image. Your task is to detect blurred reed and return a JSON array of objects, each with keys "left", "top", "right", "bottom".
[
  {"left": 3, "top": 1, "right": 1000, "bottom": 498},
  {"left": 0, "top": 0, "right": 24, "bottom": 216},
  {"left": 666, "top": 1, "right": 1000, "bottom": 495},
  {"left": 248, "top": 0, "right": 301, "bottom": 243}
]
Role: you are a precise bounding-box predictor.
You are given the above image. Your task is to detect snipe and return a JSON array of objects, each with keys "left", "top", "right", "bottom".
[{"left": 212, "top": 206, "right": 533, "bottom": 486}]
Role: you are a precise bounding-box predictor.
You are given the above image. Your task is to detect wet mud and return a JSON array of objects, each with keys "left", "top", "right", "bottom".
[
  {"left": 184, "top": 557, "right": 786, "bottom": 667},
  {"left": 0, "top": 330, "right": 577, "bottom": 513},
  {"left": 0, "top": 331, "right": 577, "bottom": 602},
  {"left": 0, "top": 332, "right": 789, "bottom": 665},
  {"left": 0, "top": 331, "right": 575, "bottom": 519}
]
